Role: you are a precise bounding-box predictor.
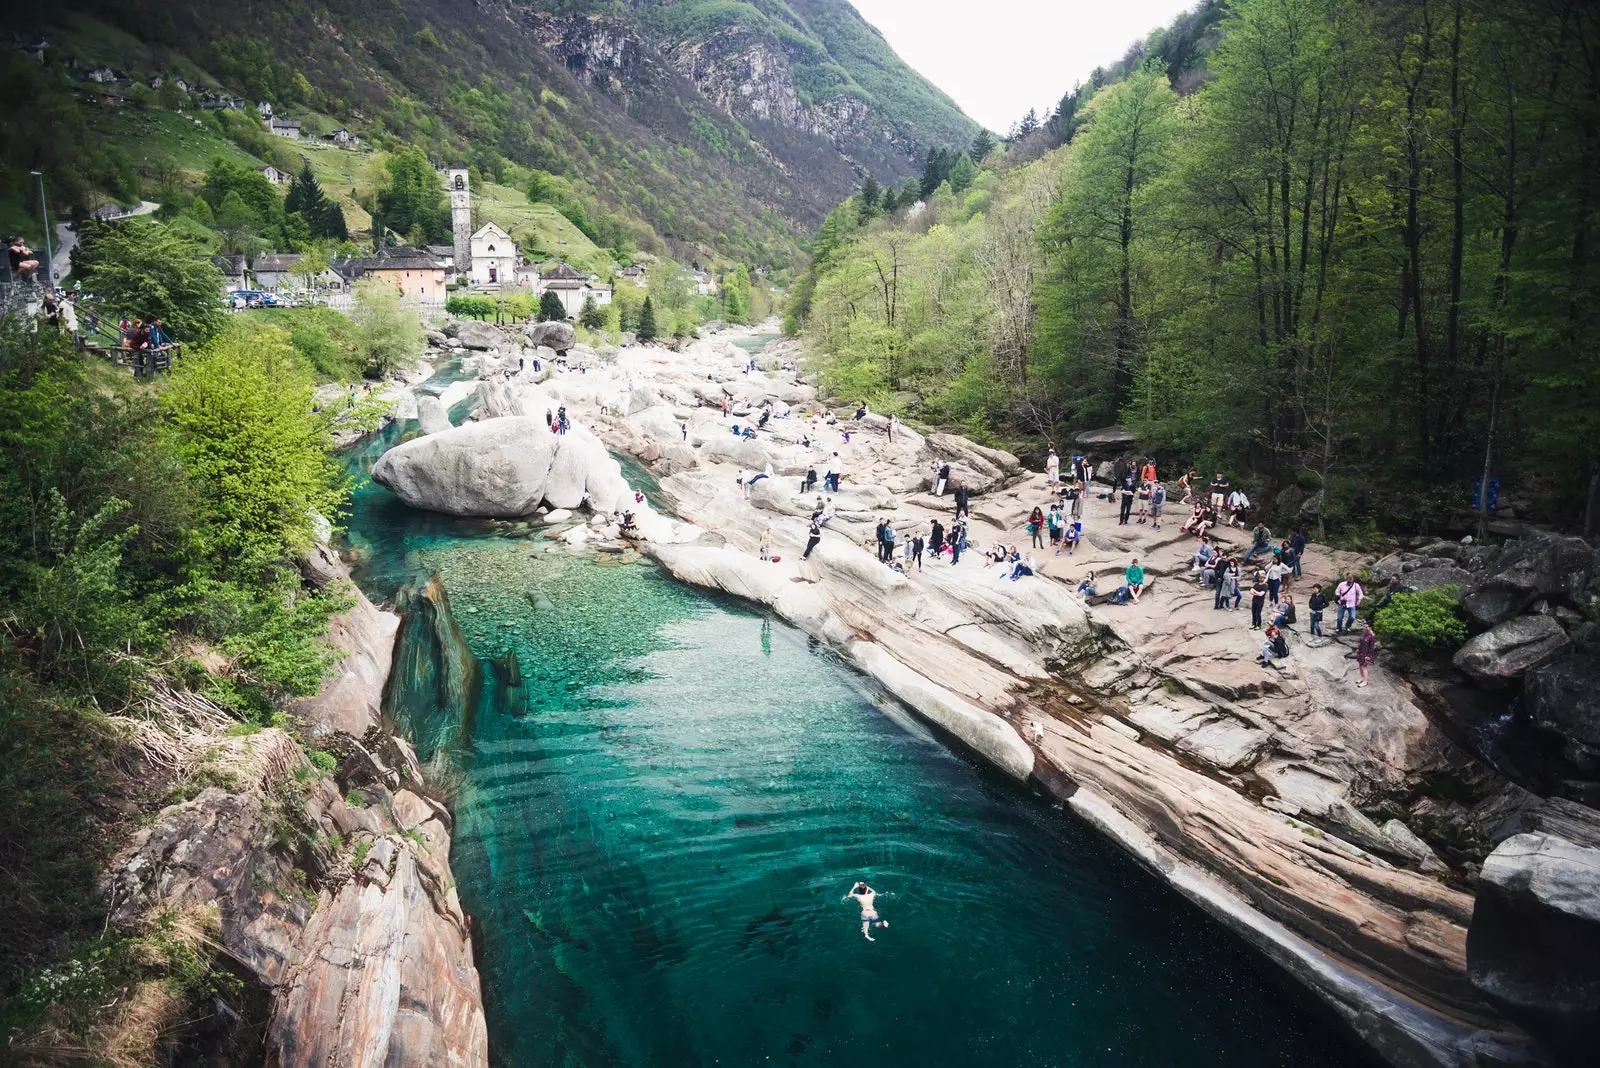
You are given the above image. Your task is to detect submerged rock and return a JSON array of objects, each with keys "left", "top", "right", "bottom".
[{"left": 1467, "top": 831, "right": 1600, "bottom": 1066}]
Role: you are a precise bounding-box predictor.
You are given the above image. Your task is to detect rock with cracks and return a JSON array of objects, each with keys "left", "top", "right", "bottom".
[{"left": 1453, "top": 615, "right": 1572, "bottom": 689}]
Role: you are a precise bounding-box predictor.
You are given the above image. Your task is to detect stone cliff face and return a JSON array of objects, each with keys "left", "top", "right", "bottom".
[
  {"left": 519, "top": 5, "right": 941, "bottom": 179},
  {"left": 103, "top": 547, "right": 489, "bottom": 1068}
]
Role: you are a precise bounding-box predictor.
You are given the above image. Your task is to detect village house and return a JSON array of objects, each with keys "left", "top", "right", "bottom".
[
  {"left": 692, "top": 268, "right": 718, "bottom": 296},
  {"left": 468, "top": 222, "right": 518, "bottom": 288},
  {"left": 257, "top": 100, "right": 273, "bottom": 121},
  {"left": 18, "top": 38, "right": 48, "bottom": 62},
  {"left": 535, "top": 261, "right": 612, "bottom": 318},
  {"left": 332, "top": 247, "right": 448, "bottom": 302},
  {"left": 211, "top": 254, "right": 249, "bottom": 291},
  {"left": 268, "top": 118, "right": 301, "bottom": 139},
  {"left": 256, "top": 165, "right": 285, "bottom": 186},
  {"left": 425, "top": 245, "right": 456, "bottom": 273},
  {"left": 616, "top": 264, "right": 647, "bottom": 286},
  {"left": 326, "top": 128, "right": 358, "bottom": 147},
  {"left": 86, "top": 66, "right": 122, "bottom": 84}
]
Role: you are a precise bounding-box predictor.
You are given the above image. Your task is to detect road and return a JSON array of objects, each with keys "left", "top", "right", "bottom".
[{"left": 51, "top": 199, "right": 160, "bottom": 283}]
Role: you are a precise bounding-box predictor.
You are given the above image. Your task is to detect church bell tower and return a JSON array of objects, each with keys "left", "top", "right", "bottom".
[{"left": 449, "top": 169, "right": 471, "bottom": 281}]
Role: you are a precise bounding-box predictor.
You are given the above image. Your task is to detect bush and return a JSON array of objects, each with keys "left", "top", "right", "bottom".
[
  {"left": 350, "top": 278, "right": 424, "bottom": 376},
  {"left": 1373, "top": 587, "right": 1468, "bottom": 651},
  {"left": 538, "top": 290, "right": 567, "bottom": 322}
]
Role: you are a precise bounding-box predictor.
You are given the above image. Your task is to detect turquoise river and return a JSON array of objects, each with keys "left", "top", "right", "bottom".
[{"left": 340, "top": 375, "right": 1379, "bottom": 1067}]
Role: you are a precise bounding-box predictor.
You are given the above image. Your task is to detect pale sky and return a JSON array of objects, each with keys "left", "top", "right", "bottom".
[{"left": 848, "top": 0, "right": 1196, "bottom": 132}]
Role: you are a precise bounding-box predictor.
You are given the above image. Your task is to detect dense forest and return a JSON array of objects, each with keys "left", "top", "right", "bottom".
[{"left": 793, "top": 0, "right": 1600, "bottom": 537}]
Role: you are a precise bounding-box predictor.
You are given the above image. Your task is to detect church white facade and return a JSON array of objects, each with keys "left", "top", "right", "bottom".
[{"left": 468, "top": 222, "right": 519, "bottom": 288}]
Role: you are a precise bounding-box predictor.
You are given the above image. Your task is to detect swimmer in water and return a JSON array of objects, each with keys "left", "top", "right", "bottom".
[{"left": 849, "top": 881, "right": 888, "bottom": 941}]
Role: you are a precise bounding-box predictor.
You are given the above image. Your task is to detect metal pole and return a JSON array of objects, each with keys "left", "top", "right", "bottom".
[{"left": 30, "top": 171, "right": 53, "bottom": 285}]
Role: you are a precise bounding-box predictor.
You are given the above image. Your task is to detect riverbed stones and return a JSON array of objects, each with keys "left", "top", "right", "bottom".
[
  {"left": 1453, "top": 615, "right": 1571, "bottom": 688},
  {"left": 1467, "top": 831, "right": 1600, "bottom": 1066},
  {"left": 1460, "top": 531, "right": 1594, "bottom": 627},
  {"left": 417, "top": 395, "right": 453, "bottom": 435},
  {"left": 373, "top": 418, "right": 556, "bottom": 516}
]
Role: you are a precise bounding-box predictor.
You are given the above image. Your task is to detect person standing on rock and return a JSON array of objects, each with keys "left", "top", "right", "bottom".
[
  {"left": 910, "top": 531, "right": 924, "bottom": 571},
  {"left": 722, "top": 396, "right": 730, "bottom": 419},
  {"left": 1335, "top": 575, "right": 1365, "bottom": 634},
  {"left": 803, "top": 516, "right": 823, "bottom": 560},
  {"left": 1150, "top": 482, "right": 1166, "bottom": 531},
  {"left": 874, "top": 518, "right": 887, "bottom": 562},
  {"left": 1179, "top": 468, "right": 1197, "bottom": 504},
  {"left": 1307, "top": 585, "right": 1328, "bottom": 637},
  {"left": 1118, "top": 471, "right": 1137, "bottom": 525},
  {"left": 929, "top": 519, "right": 945, "bottom": 557},
  {"left": 950, "top": 518, "right": 966, "bottom": 564},
  {"left": 887, "top": 413, "right": 897, "bottom": 442},
  {"left": 1211, "top": 554, "right": 1233, "bottom": 609},
  {"left": 759, "top": 525, "right": 774, "bottom": 561},
  {"left": 1028, "top": 506, "right": 1045, "bottom": 549},
  {"left": 953, "top": 481, "right": 970, "bottom": 518},
  {"left": 557, "top": 406, "right": 569, "bottom": 434},
  {"left": 1047, "top": 505, "right": 1063, "bottom": 553},
  {"left": 882, "top": 520, "right": 896, "bottom": 564},
  {"left": 1250, "top": 576, "right": 1268, "bottom": 629},
  {"left": 1289, "top": 528, "right": 1307, "bottom": 579},
  {"left": 825, "top": 452, "right": 841, "bottom": 493},
  {"left": 1046, "top": 445, "right": 1060, "bottom": 488},
  {"left": 933, "top": 460, "right": 950, "bottom": 497},
  {"left": 1209, "top": 472, "right": 1230, "bottom": 510},
  {"left": 1124, "top": 557, "right": 1146, "bottom": 603},
  {"left": 1265, "top": 557, "right": 1289, "bottom": 606},
  {"left": 1356, "top": 621, "right": 1379, "bottom": 686}
]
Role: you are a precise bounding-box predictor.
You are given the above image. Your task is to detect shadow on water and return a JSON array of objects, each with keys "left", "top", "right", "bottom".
[{"left": 338, "top": 363, "right": 1382, "bottom": 1068}]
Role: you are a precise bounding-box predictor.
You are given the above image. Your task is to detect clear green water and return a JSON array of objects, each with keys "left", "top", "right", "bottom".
[
  {"left": 342, "top": 418, "right": 1377, "bottom": 1068},
  {"left": 730, "top": 331, "right": 783, "bottom": 357}
]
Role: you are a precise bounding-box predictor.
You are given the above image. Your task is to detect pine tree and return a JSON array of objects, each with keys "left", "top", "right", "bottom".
[
  {"left": 579, "top": 294, "right": 607, "bottom": 329},
  {"left": 920, "top": 148, "right": 951, "bottom": 198},
  {"left": 948, "top": 153, "right": 978, "bottom": 195},
  {"left": 538, "top": 290, "right": 567, "bottom": 322},
  {"left": 858, "top": 174, "right": 881, "bottom": 223},
  {"left": 898, "top": 178, "right": 921, "bottom": 207},
  {"left": 319, "top": 199, "right": 348, "bottom": 241},
  {"left": 970, "top": 130, "right": 997, "bottom": 162},
  {"left": 880, "top": 185, "right": 898, "bottom": 215},
  {"left": 636, "top": 295, "right": 658, "bottom": 341}
]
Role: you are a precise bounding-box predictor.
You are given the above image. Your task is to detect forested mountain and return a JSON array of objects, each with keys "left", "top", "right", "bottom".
[
  {"left": 1, "top": 0, "right": 978, "bottom": 267},
  {"left": 794, "top": 0, "right": 1600, "bottom": 534}
]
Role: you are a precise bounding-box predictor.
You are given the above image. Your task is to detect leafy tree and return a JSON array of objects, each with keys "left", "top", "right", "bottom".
[
  {"left": 349, "top": 277, "right": 423, "bottom": 376},
  {"left": 538, "top": 290, "right": 567, "bottom": 321},
  {"left": 376, "top": 146, "right": 448, "bottom": 244},
  {"left": 721, "top": 264, "right": 751, "bottom": 324},
  {"left": 636, "top": 295, "right": 658, "bottom": 341},
  {"left": 1373, "top": 588, "right": 1468, "bottom": 653},
  {"left": 446, "top": 294, "right": 496, "bottom": 320},
  {"left": 579, "top": 294, "right": 606, "bottom": 330},
  {"left": 898, "top": 178, "right": 921, "bottom": 207},
  {"left": 76, "top": 222, "right": 225, "bottom": 342},
  {"left": 186, "top": 195, "right": 214, "bottom": 227},
  {"left": 202, "top": 158, "right": 280, "bottom": 223},
  {"left": 216, "top": 191, "right": 260, "bottom": 254}
]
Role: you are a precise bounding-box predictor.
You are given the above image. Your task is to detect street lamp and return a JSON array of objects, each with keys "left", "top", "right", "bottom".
[{"left": 29, "top": 170, "right": 53, "bottom": 283}]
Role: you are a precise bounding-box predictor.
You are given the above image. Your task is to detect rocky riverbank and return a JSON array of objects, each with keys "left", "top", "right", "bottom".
[
  {"left": 102, "top": 542, "right": 489, "bottom": 1066},
  {"left": 347, "top": 317, "right": 1595, "bottom": 1068}
]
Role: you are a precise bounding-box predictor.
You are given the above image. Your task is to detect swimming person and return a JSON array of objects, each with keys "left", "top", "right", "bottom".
[{"left": 848, "top": 881, "right": 888, "bottom": 941}]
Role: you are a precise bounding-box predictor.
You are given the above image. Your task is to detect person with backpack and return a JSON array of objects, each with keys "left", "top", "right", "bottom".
[
  {"left": 1307, "top": 585, "right": 1329, "bottom": 637},
  {"left": 1335, "top": 575, "right": 1365, "bottom": 634},
  {"left": 1259, "top": 625, "right": 1289, "bottom": 668},
  {"left": 1027, "top": 506, "right": 1045, "bottom": 549},
  {"left": 1149, "top": 481, "right": 1167, "bottom": 531},
  {"left": 1046, "top": 506, "right": 1063, "bottom": 552}
]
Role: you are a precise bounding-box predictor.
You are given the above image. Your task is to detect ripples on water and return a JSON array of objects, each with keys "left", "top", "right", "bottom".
[{"left": 342, "top": 419, "right": 1376, "bottom": 1068}]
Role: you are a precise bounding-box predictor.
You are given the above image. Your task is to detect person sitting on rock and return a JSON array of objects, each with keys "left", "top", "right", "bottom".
[
  {"left": 803, "top": 468, "right": 818, "bottom": 493},
  {"left": 853, "top": 401, "right": 869, "bottom": 421},
  {"left": 1125, "top": 557, "right": 1146, "bottom": 604},
  {"left": 1009, "top": 552, "right": 1037, "bottom": 581},
  {"left": 1077, "top": 571, "right": 1098, "bottom": 597},
  {"left": 1273, "top": 593, "right": 1297, "bottom": 629},
  {"left": 1063, "top": 521, "right": 1081, "bottom": 557},
  {"left": 1259, "top": 625, "right": 1289, "bottom": 668}
]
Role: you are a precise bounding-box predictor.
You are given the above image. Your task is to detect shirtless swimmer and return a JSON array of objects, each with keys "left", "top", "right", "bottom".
[{"left": 848, "top": 881, "right": 888, "bottom": 941}]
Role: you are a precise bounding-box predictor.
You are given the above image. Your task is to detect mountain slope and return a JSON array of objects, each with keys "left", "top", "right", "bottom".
[{"left": 6, "top": 0, "right": 977, "bottom": 266}]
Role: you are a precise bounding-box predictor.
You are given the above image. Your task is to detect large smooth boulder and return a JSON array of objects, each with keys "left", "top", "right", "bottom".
[
  {"left": 524, "top": 320, "right": 576, "bottom": 352},
  {"left": 372, "top": 418, "right": 557, "bottom": 517},
  {"left": 1461, "top": 532, "right": 1593, "bottom": 627},
  {"left": 1467, "top": 832, "right": 1600, "bottom": 1066},
  {"left": 445, "top": 319, "right": 508, "bottom": 351},
  {"left": 1525, "top": 655, "right": 1600, "bottom": 771},
  {"left": 1453, "top": 615, "right": 1571, "bottom": 689},
  {"left": 1074, "top": 426, "right": 1136, "bottom": 449},
  {"left": 416, "top": 395, "right": 452, "bottom": 436}
]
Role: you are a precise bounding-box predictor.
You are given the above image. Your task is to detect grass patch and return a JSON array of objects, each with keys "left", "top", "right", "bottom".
[{"left": 84, "top": 106, "right": 264, "bottom": 176}]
